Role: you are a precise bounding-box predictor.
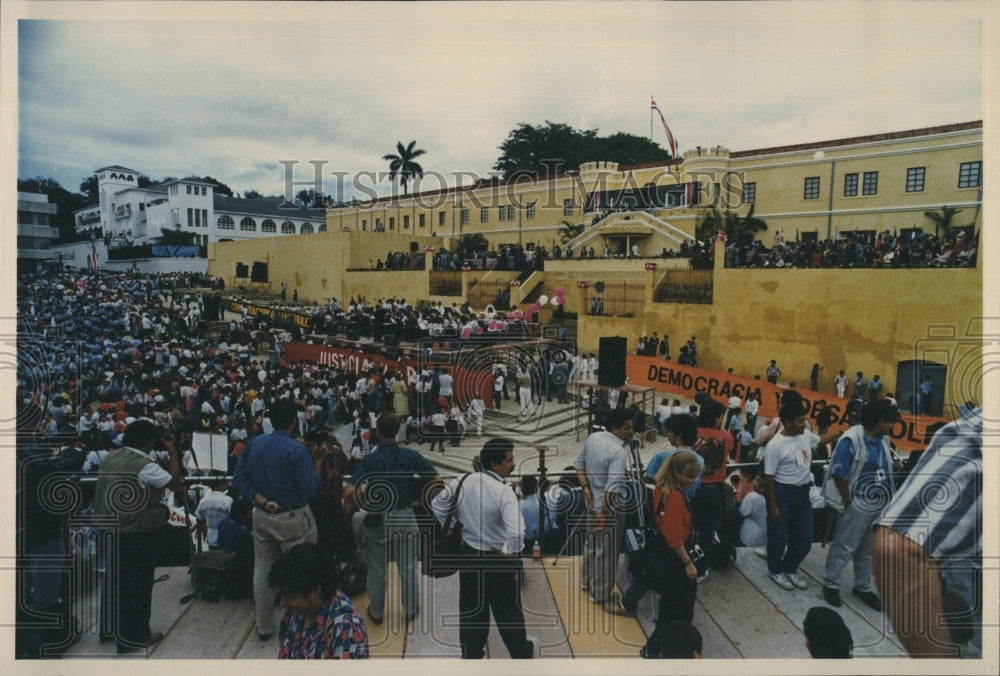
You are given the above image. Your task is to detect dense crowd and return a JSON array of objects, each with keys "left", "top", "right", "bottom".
[
  {"left": 15, "top": 265, "right": 980, "bottom": 660},
  {"left": 723, "top": 229, "right": 978, "bottom": 269}
]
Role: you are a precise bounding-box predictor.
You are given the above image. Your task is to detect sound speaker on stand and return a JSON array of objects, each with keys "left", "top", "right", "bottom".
[
  {"left": 597, "top": 336, "right": 627, "bottom": 387},
  {"left": 251, "top": 261, "right": 268, "bottom": 283}
]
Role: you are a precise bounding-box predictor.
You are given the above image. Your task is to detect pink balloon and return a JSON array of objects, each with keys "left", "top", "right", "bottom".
[
  {"left": 443, "top": 342, "right": 450, "bottom": 349},
  {"left": 555, "top": 286, "right": 566, "bottom": 296},
  {"left": 433, "top": 342, "right": 440, "bottom": 349}
]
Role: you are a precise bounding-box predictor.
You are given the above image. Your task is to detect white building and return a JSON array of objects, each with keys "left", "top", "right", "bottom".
[
  {"left": 73, "top": 165, "right": 326, "bottom": 248},
  {"left": 17, "top": 191, "right": 60, "bottom": 274}
]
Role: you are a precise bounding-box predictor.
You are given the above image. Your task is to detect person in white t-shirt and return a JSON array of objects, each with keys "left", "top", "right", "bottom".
[
  {"left": 654, "top": 397, "right": 673, "bottom": 435},
  {"left": 762, "top": 400, "right": 819, "bottom": 592},
  {"left": 468, "top": 394, "right": 485, "bottom": 436}
]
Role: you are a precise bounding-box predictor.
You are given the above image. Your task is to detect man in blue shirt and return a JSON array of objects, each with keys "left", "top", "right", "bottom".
[
  {"left": 519, "top": 475, "right": 555, "bottom": 550},
  {"left": 233, "top": 397, "right": 321, "bottom": 641},
  {"left": 344, "top": 413, "right": 440, "bottom": 627},
  {"left": 821, "top": 399, "right": 898, "bottom": 610}
]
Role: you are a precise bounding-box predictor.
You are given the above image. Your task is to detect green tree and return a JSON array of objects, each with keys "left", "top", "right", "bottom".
[
  {"left": 697, "top": 204, "right": 768, "bottom": 245},
  {"left": 559, "top": 220, "right": 585, "bottom": 243},
  {"left": 382, "top": 140, "right": 426, "bottom": 194},
  {"left": 923, "top": 205, "right": 964, "bottom": 240},
  {"left": 199, "top": 176, "right": 234, "bottom": 197},
  {"left": 493, "top": 121, "right": 673, "bottom": 179},
  {"left": 243, "top": 189, "right": 263, "bottom": 200},
  {"left": 456, "top": 232, "right": 490, "bottom": 252}
]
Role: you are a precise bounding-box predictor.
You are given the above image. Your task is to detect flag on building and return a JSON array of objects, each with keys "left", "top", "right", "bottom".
[
  {"left": 651, "top": 99, "right": 679, "bottom": 156},
  {"left": 89, "top": 251, "right": 99, "bottom": 273}
]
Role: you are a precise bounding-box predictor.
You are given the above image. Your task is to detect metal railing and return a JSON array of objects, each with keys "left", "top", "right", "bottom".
[
  {"left": 654, "top": 268, "right": 713, "bottom": 304},
  {"left": 584, "top": 281, "right": 646, "bottom": 317}
]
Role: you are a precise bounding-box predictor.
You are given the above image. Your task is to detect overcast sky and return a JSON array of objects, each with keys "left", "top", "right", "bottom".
[{"left": 11, "top": 1, "right": 989, "bottom": 201}]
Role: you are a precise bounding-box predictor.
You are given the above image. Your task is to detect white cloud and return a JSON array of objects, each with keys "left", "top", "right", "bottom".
[{"left": 13, "top": 1, "right": 985, "bottom": 199}]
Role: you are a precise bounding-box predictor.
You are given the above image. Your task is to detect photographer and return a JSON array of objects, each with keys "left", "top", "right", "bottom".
[{"left": 93, "top": 419, "right": 182, "bottom": 654}]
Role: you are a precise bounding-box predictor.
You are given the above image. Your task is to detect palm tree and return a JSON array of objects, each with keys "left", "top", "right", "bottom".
[
  {"left": 559, "top": 220, "right": 585, "bottom": 243},
  {"left": 382, "top": 140, "right": 426, "bottom": 195},
  {"left": 697, "top": 204, "right": 768, "bottom": 245},
  {"left": 923, "top": 205, "right": 964, "bottom": 240}
]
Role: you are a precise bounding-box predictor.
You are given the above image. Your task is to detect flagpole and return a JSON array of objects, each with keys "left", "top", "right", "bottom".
[{"left": 650, "top": 94, "right": 654, "bottom": 141}]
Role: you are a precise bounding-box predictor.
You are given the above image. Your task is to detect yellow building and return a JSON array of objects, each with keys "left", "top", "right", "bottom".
[{"left": 209, "top": 120, "right": 983, "bottom": 406}]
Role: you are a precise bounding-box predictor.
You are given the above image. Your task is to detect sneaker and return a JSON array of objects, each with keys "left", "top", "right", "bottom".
[
  {"left": 589, "top": 590, "right": 621, "bottom": 605},
  {"left": 823, "top": 585, "right": 842, "bottom": 606},
  {"left": 787, "top": 571, "right": 808, "bottom": 589},
  {"left": 770, "top": 572, "right": 794, "bottom": 590},
  {"left": 754, "top": 547, "right": 767, "bottom": 559},
  {"left": 617, "top": 598, "right": 636, "bottom": 617},
  {"left": 852, "top": 587, "right": 884, "bottom": 612},
  {"left": 696, "top": 569, "right": 710, "bottom": 584}
]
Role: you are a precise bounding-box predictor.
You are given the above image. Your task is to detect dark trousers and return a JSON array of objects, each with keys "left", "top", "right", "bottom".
[
  {"left": 101, "top": 530, "right": 158, "bottom": 651},
  {"left": 766, "top": 482, "right": 813, "bottom": 575},
  {"left": 692, "top": 483, "right": 725, "bottom": 574},
  {"left": 458, "top": 544, "right": 532, "bottom": 659},
  {"left": 646, "top": 553, "right": 696, "bottom": 657}
]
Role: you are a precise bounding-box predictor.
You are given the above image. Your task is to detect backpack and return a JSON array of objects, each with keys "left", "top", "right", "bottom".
[{"left": 189, "top": 550, "right": 248, "bottom": 602}]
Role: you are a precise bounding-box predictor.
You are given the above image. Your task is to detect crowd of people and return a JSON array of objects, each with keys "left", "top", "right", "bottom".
[
  {"left": 15, "top": 266, "right": 982, "bottom": 661},
  {"left": 723, "top": 228, "right": 979, "bottom": 269}
]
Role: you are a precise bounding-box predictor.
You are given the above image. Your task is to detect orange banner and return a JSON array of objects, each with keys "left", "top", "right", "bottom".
[{"left": 627, "top": 355, "right": 949, "bottom": 452}]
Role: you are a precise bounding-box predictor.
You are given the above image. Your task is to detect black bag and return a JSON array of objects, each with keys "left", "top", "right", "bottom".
[
  {"left": 628, "top": 490, "right": 702, "bottom": 594},
  {"left": 156, "top": 524, "right": 194, "bottom": 568},
  {"left": 421, "top": 474, "right": 470, "bottom": 579},
  {"left": 627, "top": 492, "right": 673, "bottom": 594},
  {"left": 190, "top": 550, "right": 235, "bottom": 602}
]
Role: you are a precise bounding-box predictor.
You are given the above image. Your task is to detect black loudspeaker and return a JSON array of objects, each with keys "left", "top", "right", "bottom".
[
  {"left": 410, "top": 241, "right": 419, "bottom": 253},
  {"left": 383, "top": 333, "right": 399, "bottom": 347},
  {"left": 598, "top": 336, "right": 627, "bottom": 387},
  {"left": 203, "top": 295, "right": 221, "bottom": 322},
  {"left": 251, "top": 261, "right": 268, "bottom": 283},
  {"left": 235, "top": 262, "right": 248, "bottom": 278}
]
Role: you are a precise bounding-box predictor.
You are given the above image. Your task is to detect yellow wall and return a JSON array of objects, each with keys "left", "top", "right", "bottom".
[
  {"left": 572, "top": 261, "right": 982, "bottom": 402},
  {"left": 209, "top": 123, "right": 982, "bottom": 401}
]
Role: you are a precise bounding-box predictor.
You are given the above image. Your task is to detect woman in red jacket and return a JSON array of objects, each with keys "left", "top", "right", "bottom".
[{"left": 642, "top": 450, "right": 702, "bottom": 658}]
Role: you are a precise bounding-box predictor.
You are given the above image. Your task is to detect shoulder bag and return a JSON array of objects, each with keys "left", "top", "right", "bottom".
[{"left": 421, "top": 473, "right": 470, "bottom": 578}]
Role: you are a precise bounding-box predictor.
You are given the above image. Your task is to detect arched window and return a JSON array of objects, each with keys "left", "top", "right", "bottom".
[
  {"left": 239, "top": 217, "right": 256, "bottom": 232},
  {"left": 300, "top": 222, "right": 314, "bottom": 234},
  {"left": 317, "top": 222, "right": 327, "bottom": 232},
  {"left": 261, "top": 219, "right": 277, "bottom": 233},
  {"left": 218, "top": 215, "right": 235, "bottom": 230},
  {"left": 127, "top": 175, "right": 134, "bottom": 182},
  {"left": 281, "top": 221, "right": 296, "bottom": 234}
]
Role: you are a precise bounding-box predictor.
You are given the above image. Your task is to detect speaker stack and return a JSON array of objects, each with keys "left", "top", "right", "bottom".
[
  {"left": 597, "top": 336, "right": 627, "bottom": 387},
  {"left": 251, "top": 261, "right": 268, "bottom": 283}
]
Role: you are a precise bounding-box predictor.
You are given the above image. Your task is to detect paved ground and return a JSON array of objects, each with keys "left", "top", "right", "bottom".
[{"left": 56, "top": 393, "right": 916, "bottom": 663}]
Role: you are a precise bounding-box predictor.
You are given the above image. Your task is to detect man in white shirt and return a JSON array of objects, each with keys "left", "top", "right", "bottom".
[
  {"left": 744, "top": 393, "right": 760, "bottom": 434},
  {"left": 574, "top": 407, "right": 633, "bottom": 612},
  {"left": 431, "top": 438, "right": 534, "bottom": 659},
  {"left": 467, "top": 394, "right": 485, "bottom": 436},
  {"left": 437, "top": 368, "right": 454, "bottom": 407},
  {"left": 654, "top": 397, "right": 673, "bottom": 435},
  {"left": 762, "top": 400, "right": 819, "bottom": 592},
  {"left": 195, "top": 480, "right": 234, "bottom": 549}
]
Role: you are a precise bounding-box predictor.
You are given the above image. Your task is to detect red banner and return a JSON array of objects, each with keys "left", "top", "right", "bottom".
[
  {"left": 627, "top": 355, "right": 949, "bottom": 452},
  {"left": 281, "top": 342, "right": 494, "bottom": 407}
]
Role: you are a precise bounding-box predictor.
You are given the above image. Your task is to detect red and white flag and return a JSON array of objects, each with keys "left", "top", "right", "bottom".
[
  {"left": 89, "top": 251, "right": 99, "bottom": 273},
  {"left": 651, "top": 99, "right": 679, "bottom": 156}
]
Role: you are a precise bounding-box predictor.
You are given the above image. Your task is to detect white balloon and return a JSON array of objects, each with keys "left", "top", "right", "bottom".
[
  {"left": 538, "top": 295, "right": 549, "bottom": 305},
  {"left": 551, "top": 297, "right": 562, "bottom": 305}
]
